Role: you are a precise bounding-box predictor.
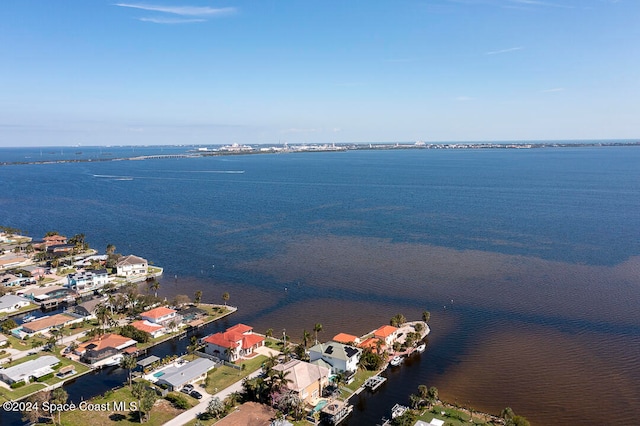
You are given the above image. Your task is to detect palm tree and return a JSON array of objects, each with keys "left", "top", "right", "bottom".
[
  {"left": 148, "top": 279, "right": 160, "bottom": 298},
  {"left": 120, "top": 354, "right": 138, "bottom": 388},
  {"left": 265, "top": 328, "right": 273, "bottom": 339},
  {"left": 302, "top": 329, "right": 311, "bottom": 348},
  {"left": 50, "top": 387, "right": 68, "bottom": 425},
  {"left": 422, "top": 310, "right": 431, "bottom": 323},
  {"left": 224, "top": 345, "right": 236, "bottom": 362},
  {"left": 272, "top": 369, "right": 293, "bottom": 392},
  {"left": 194, "top": 290, "right": 202, "bottom": 305},
  {"left": 282, "top": 345, "right": 292, "bottom": 362},
  {"left": 106, "top": 244, "right": 116, "bottom": 255},
  {"left": 313, "top": 323, "right": 323, "bottom": 344},
  {"left": 222, "top": 291, "right": 230, "bottom": 306},
  {"left": 131, "top": 382, "right": 146, "bottom": 423},
  {"left": 95, "top": 304, "right": 112, "bottom": 334}
]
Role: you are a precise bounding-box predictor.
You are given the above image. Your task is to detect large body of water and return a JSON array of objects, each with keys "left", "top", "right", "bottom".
[{"left": 1, "top": 145, "right": 639, "bottom": 425}]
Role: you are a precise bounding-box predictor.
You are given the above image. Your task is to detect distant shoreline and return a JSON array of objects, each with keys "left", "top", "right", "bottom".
[{"left": 1, "top": 140, "right": 639, "bottom": 167}]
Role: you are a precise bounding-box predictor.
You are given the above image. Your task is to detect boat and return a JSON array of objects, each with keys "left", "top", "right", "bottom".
[
  {"left": 389, "top": 356, "right": 403, "bottom": 367},
  {"left": 22, "top": 314, "right": 36, "bottom": 323},
  {"left": 104, "top": 354, "right": 123, "bottom": 366},
  {"left": 415, "top": 343, "right": 426, "bottom": 353},
  {"left": 391, "top": 404, "right": 408, "bottom": 418}
]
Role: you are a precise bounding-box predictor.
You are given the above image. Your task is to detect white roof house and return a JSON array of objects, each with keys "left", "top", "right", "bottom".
[
  {"left": 0, "top": 356, "right": 60, "bottom": 384},
  {"left": 116, "top": 255, "right": 148, "bottom": 277},
  {"left": 0, "top": 294, "right": 33, "bottom": 313},
  {"left": 156, "top": 358, "right": 216, "bottom": 391}
]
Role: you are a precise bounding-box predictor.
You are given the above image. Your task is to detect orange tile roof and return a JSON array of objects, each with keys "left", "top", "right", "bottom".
[
  {"left": 359, "top": 337, "right": 385, "bottom": 349},
  {"left": 141, "top": 306, "right": 176, "bottom": 319},
  {"left": 374, "top": 325, "right": 398, "bottom": 338},
  {"left": 332, "top": 333, "right": 359, "bottom": 344},
  {"left": 204, "top": 329, "right": 264, "bottom": 350},
  {"left": 77, "top": 333, "right": 136, "bottom": 353},
  {"left": 227, "top": 323, "right": 252, "bottom": 334},
  {"left": 22, "top": 314, "right": 74, "bottom": 333},
  {"left": 131, "top": 320, "right": 164, "bottom": 333}
]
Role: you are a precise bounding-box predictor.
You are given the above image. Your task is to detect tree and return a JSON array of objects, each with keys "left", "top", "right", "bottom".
[
  {"left": 140, "top": 389, "right": 157, "bottom": 423},
  {"left": 120, "top": 354, "right": 138, "bottom": 388},
  {"left": 302, "top": 329, "right": 311, "bottom": 348},
  {"left": 194, "top": 290, "right": 202, "bottom": 305},
  {"left": 1, "top": 318, "right": 18, "bottom": 334},
  {"left": 414, "top": 322, "right": 424, "bottom": 333},
  {"left": 95, "top": 303, "right": 112, "bottom": 334},
  {"left": 173, "top": 294, "right": 190, "bottom": 307},
  {"left": 313, "top": 323, "right": 323, "bottom": 344},
  {"left": 147, "top": 279, "right": 160, "bottom": 298},
  {"left": 222, "top": 291, "right": 230, "bottom": 305},
  {"left": 427, "top": 386, "right": 438, "bottom": 406},
  {"left": 131, "top": 382, "right": 146, "bottom": 423},
  {"left": 22, "top": 390, "right": 51, "bottom": 424},
  {"left": 106, "top": 244, "right": 116, "bottom": 255},
  {"left": 390, "top": 313, "right": 406, "bottom": 327},
  {"left": 206, "top": 397, "right": 226, "bottom": 419},
  {"left": 501, "top": 407, "right": 515, "bottom": 420},
  {"left": 272, "top": 369, "right": 293, "bottom": 392},
  {"left": 265, "top": 328, "right": 273, "bottom": 338},
  {"left": 422, "top": 310, "right": 431, "bottom": 323},
  {"left": 50, "top": 387, "right": 68, "bottom": 425}
]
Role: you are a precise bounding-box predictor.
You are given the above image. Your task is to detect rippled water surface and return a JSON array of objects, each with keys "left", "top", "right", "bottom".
[{"left": 1, "top": 147, "right": 639, "bottom": 425}]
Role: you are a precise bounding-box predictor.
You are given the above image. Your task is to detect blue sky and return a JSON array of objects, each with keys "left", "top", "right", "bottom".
[{"left": 1, "top": 0, "right": 638, "bottom": 146}]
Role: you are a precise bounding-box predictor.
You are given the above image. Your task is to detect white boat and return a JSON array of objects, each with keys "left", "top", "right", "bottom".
[
  {"left": 104, "top": 354, "right": 123, "bottom": 366},
  {"left": 390, "top": 356, "right": 403, "bottom": 367},
  {"left": 391, "top": 403, "right": 408, "bottom": 418},
  {"left": 22, "top": 314, "right": 36, "bottom": 323},
  {"left": 415, "top": 343, "right": 426, "bottom": 353}
]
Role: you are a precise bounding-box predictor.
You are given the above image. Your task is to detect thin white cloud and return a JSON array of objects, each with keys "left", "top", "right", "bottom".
[
  {"left": 486, "top": 46, "right": 524, "bottom": 55},
  {"left": 139, "top": 17, "right": 206, "bottom": 24},
  {"left": 281, "top": 128, "right": 318, "bottom": 134},
  {"left": 542, "top": 87, "right": 565, "bottom": 92},
  {"left": 508, "top": 0, "right": 573, "bottom": 8},
  {"left": 114, "top": 3, "right": 236, "bottom": 16}
]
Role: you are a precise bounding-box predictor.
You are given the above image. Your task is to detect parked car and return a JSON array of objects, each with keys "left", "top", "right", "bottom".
[
  {"left": 181, "top": 384, "right": 194, "bottom": 394},
  {"left": 189, "top": 390, "right": 203, "bottom": 399}
]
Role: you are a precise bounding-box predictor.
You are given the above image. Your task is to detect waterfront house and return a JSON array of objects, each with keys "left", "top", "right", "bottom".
[
  {"left": 21, "top": 313, "right": 77, "bottom": 335},
  {"left": 131, "top": 320, "right": 166, "bottom": 338},
  {"left": 66, "top": 269, "right": 109, "bottom": 293},
  {"left": 272, "top": 359, "right": 330, "bottom": 404},
  {"left": 332, "top": 333, "right": 361, "bottom": 345},
  {"left": 116, "top": 255, "right": 148, "bottom": 277},
  {"left": 358, "top": 337, "right": 387, "bottom": 354},
  {"left": 47, "top": 244, "right": 75, "bottom": 254},
  {"left": 140, "top": 306, "right": 181, "bottom": 328},
  {"left": 75, "top": 333, "right": 137, "bottom": 365},
  {"left": 155, "top": 357, "right": 216, "bottom": 391},
  {"left": 0, "top": 355, "right": 60, "bottom": 385},
  {"left": 203, "top": 323, "right": 265, "bottom": 362},
  {"left": 0, "top": 294, "right": 33, "bottom": 313},
  {"left": 373, "top": 325, "right": 399, "bottom": 346},
  {"left": 72, "top": 298, "right": 105, "bottom": 318},
  {"left": 308, "top": 342, "right": 362, "bottom": 377}
]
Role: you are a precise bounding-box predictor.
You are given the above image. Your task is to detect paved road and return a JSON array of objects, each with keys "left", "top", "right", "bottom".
[{"left": 162, "top": 369, "right": 263, "bottom": 426}]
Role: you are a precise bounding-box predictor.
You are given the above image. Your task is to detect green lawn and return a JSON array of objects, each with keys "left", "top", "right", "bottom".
[
  {"left": 0, "top": 353, "right": 91, "bottom": 402},
  {"left": 59, "top": 384, "right": 186, "bottom": 426},
  {"left": 204, "top": 355, "right": 266, "bottom": 394},
  {"left": 416, "top": 405, "right": 498, "bottom": 426},
  {"left": 345, "top": 369, "right": 378, "bottom": 392}
]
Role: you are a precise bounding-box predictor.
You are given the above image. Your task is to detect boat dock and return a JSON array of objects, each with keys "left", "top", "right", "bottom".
[{"left": 364, "top": 375, "right": 387, "bottom": 391}]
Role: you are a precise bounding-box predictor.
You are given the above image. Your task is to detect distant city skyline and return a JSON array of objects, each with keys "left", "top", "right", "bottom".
[{"left": 1, "top": 0, "right": 638, "bottom": 147}]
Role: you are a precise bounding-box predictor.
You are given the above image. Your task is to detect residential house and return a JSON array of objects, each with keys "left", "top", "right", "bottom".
[
  {"left": 47, "top": 244, "right": 75, "bottom": 254},
  {"left": 75, "top": 333, "right": 137, "bottom": 365},
  {"left": 21, "top": 313, "right": 77, "bottom": 335},
  {"left": 156, "top": 358, "right": 216, "bottom": 391},
  {"left": 309, "top": 342, "right": 362, "bottom": 377},
  {"left": 358, "top": 337, "right": 387, "bottom": 354},
  {"left": 0, "top": 356, "right": 60, "bottom": 385},
  {"left": 203, "top": 323, "right": 265, "bottom": 362},
  {"left": 373, "top": 325, "right": 399, "bottom": 347},
  {"left": 140, "top": 306, "right": 181, "bottom": 328},
  {"left": 116, "top": 255, "right": 148, "bottom": 277},
  {"left": 23, "top": 265, "right": 47, "bottom": 280},
  {"left": 332, "top": 333, "right": 361, "bottom": 345},
  {"left": 0, "top": 254, "right": 30, "bottom": 271},
  {"left": 74, "top": 255, "right": 107, "bottom": 268},
  {"left": 272, "top": 359, "right": 330, "bottom": 404},
  {"left": 72, "top": 298, "right": 105, "bottom": 318},
  {"left": 66, "top": 269, "right": 109, "bottom": 293},
  {"left": 0, "top": 294, "right": 33, "bottom": 313},
  {"left": 0, "top": 334, "right": 8, "bottom": 347},
  {"left": 131, "top": 320, "right": 166, "bottom": 338},
  {"left": 32, "top": 235, "right": 67, "bottom": 251},
  {"left": 0, "top": 273, "right": 35, "bottom": 287}
]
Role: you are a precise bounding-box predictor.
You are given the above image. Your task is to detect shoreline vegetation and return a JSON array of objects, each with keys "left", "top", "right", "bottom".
[
  {"left": 1, "top": 140, "right": 639, "bottom": 167},
  {"left": 1, "top": 235, "right": 531, "bottom": 425}
]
